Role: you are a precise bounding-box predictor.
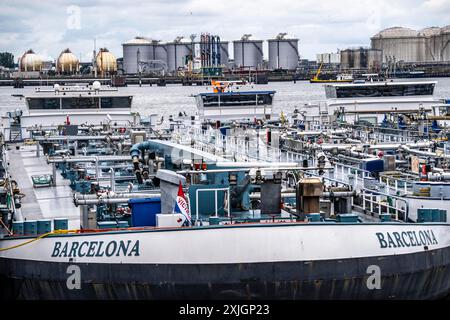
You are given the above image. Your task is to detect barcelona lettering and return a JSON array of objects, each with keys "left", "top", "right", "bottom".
[
  {"left": 375, "top": 230, "right": 438, "bottom": 249},
  {"left": 51, "top": 240, "right": 140, "bottom": 258}
]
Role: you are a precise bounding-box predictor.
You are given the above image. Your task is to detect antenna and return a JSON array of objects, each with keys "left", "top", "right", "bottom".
[{"left": 93, "top": 38, "right": 97, "bottom": 77}]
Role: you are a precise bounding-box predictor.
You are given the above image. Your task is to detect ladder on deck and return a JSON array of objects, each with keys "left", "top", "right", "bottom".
[
  {"left": 9, "top": 124, "right": 22, "bottom": 142},
  {"left": 7, "top": 110, "right": 24, "bottom": 143}
]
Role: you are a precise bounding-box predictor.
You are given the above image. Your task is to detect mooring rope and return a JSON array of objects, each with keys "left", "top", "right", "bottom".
[{"left": 0, "top": 229, "right": 78, "bottom": 251}]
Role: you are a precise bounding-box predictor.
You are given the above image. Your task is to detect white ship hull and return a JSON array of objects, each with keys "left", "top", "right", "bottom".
[{"left": 1, "top": 222, "right": 450, "bottom": 299}]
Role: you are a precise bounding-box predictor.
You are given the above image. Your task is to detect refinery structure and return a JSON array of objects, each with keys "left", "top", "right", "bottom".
[
  {"left": 121, "top": 33, "right": 299, "bottom": 75},
  {"left": 371, "top": 26, "right": 450, "bottom": 63},
  {"left": 313, "top": 24, "right": 450, "bottom": 79},
  {"left": 3, "top": 25, "right": 450, "bottom": 84},
  {"left": 124, "top": 30, "right": 448, "bottom": 75},
  {"left": 7, "top": 33, "right": 301, "bottom": 82}
]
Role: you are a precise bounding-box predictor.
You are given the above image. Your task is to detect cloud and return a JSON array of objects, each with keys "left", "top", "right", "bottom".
[{"left": 0, "top": 0, "right": 448, "bottom": 61}]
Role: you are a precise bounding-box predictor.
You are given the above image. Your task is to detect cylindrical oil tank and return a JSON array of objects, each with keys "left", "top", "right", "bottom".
[
  {"left": 154, "top": 43, "right": 168, "bottom": 70},
  {"left": 419, "top": 27, "right": 441, "bottom": 62},
  {"left": 370, "top": 27, "right": 421, "bottom": 63},
  {"left": 19, "top": 49, "right": 42, "bottom": 72},
  {"left": 340, "top": 49, "right": 351, "bottom": 70},
  {"left": 370, "top": 37, "right": 382, "bottom": 58},
  {"left": 352, "top": 47, "right": 369, "bottom": 69},
  {"left": 367, "top": 49, "right": 383, "bottom": 71},
  {"left": 352, "top": 48, "right": 361, "bottom": 69},
  {"left": 440, "top": 26, "right": 450, "bottom": 62},
  {"left": 233, "top": 38, "right": 264, "bottom": 69},
  {"left": 166, "top": 40, "right": 193, "bottom": 73},
  {"left": 122, "top": 37, "right": 153, "bottom": 74},
  {"left": 417, "top": 36, "right": 427, "bottom": 62},
  {"left": 219, "top": 41, "right": 230, "bottom": 68},
  {"left": 268, "top": 37, "right": 299, "bottom": 70},
  {"left": 57, "top": 48, "right": 79, "bottom": 74},
  {"left": 428, "top": 34, "right": 441, "bottom": 62},
  {"left": 96, "top": 48, "right": 117, "bottom": 74}
]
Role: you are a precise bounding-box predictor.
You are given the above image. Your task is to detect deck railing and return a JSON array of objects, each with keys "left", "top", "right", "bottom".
[
  {"left": 194, "top": 187, "right": 231, "bottom": 220},
  {"left": 172, "top": 126, "right": 411, "bottom": 219}
]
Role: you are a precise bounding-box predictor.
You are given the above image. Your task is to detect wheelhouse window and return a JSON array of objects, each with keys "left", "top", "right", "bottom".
[
  {"left": 62, "top": 97, "right": 99, "bottom": 109},
  {"left": 331, "top": 83, "right": 435, "bottom": 99},
  {"left": 28, "top": 98, "right": 60, "bottom": 110},
  {"left": 100, "top": 97, "right": 132, "bottom": 108},
  {"left": 202, "top": 95, "right": 219, "bottom": 107},
  {"left": 219, "top": 94, "right": 258, "bottom": 107},
  {"left": 201, "top": 93, "right": 274, "bottom": 107}
]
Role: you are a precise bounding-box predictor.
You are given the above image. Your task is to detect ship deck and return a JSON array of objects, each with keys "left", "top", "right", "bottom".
[{"left": 5, "top": 143, "right": 79, "bottom": 229}]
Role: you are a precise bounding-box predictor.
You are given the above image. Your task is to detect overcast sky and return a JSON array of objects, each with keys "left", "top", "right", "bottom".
[{"left": 1, "top": 0, "right": 449, "bottom": 62}]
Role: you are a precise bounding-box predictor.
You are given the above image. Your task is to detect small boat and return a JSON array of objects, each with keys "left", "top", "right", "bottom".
[
  {"left": 1, "top": 82, "right": 141, "bottom": 142},
  {"left": 194, "top": 80, "right": 276, "bottom": 122},
  {"left": 300, "top": 80, "right": 439, "bottom": 125},
  {"left": 310, "top": 62, "right": 354, "bottom": 83},
  {"left": 310, "top": 73, "right": 354, "bottom": 83}
]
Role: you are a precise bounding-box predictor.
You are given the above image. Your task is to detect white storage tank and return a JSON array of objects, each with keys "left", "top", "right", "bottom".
[
  {"left": 371, "top": 27, "right": 422, "bottom": 63},
  {"left": 419, "top": 27, "right": 441, "bottom": 62},
  {"left": 154, "top": 43, "right": 168, "bottom": 69},
  {"left": 233, "top": 34, "right": 264, "bottom": 69},
  {"left": 439, "top": 25, "right": 450, "bottom": 62},
  {"left": 417, "top": 25, "right": 450, "bottom": 63},
  {"left": 219, "top": 41, "right": 230, "bottom": 68},
  {"left": 268, "top": 33, "right": 299, "bottom": 70},
  {"left": 122, "top": 37, "right": 153, "bottom": 74},
  {"left": 166, "top": 37, "right": 193, "bottom": 73}
]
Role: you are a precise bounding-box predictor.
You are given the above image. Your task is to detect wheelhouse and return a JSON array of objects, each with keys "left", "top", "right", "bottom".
[
  {"left": 22, "top": 85, "right": 133, "bottom": 114},
  {"left": 325, "top": 81, "right": 436, "bottom": 99},
  {"left": 196, "top": 91, "right": 275, "bottom": 108}
]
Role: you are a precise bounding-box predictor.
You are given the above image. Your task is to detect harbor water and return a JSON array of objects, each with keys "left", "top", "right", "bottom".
[{"left": 1, "top": 78, "right": 450, "bottom": 119}]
